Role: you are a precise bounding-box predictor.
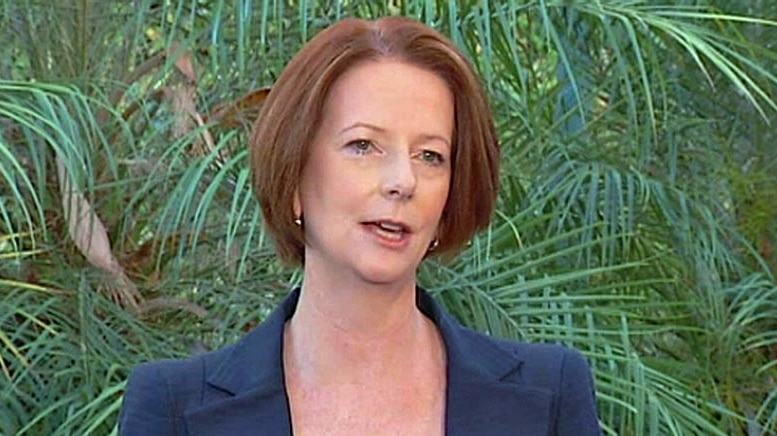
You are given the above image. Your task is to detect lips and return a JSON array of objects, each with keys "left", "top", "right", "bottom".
[{"left": 362, "top": 220, "right": 411, "bottom": 243}]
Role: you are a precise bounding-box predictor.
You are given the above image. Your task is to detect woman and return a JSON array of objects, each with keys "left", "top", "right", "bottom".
[{"left": 120, "top": 16, "right": 601, "bottom": 435}]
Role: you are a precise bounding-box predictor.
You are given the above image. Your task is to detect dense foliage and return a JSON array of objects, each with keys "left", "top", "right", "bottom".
[{"left": 1, "top": 0, "right": 776, "bottom": 434}]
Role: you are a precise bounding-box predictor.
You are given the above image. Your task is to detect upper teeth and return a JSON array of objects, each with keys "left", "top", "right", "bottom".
[{"left": 378, "top": 222, "right": 403, "bottom": 232}]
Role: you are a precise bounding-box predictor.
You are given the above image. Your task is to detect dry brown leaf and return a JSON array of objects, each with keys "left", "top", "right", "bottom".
[
  {"left": 207, "top": 87, "right": 271, "bottom": 129},
  {"left": 168, "top": 42, "right": 197, "bottom": 83},
  {"left": 191, "top": 106, "right": 217, "bottom": 156},
  {"left": 166, "top": 84, "right": 198, "bottom": 140},
  {"left": 165, "top": 84, "right": 220, "bottom": 160},
  {"left": 165, "top": 42, "right": 234, "bottom": 161},
  {"left": 56, "top": 157, "right": 140, "bottom": 310}
]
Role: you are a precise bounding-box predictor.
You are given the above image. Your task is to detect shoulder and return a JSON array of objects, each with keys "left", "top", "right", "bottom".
[
  {"left": 424, "top": 289, "right": 596, "bottom": 397},
  {"left": 126, "top": 341, "right": 236, "bottom": 395},
  {"left": 458, "top": 326, "right": 591, "bottom": 389},
  {"left": 508, "top": 337, "right": 592, "bottom": 387},
  {"left": 119, "top": 345, "right": 235, "bottom": 435},
  {"left": 453, "top": 328, "right": 602, "bottom": 435}
]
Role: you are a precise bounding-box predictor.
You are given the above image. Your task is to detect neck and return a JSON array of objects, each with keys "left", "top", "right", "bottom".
[{"left": 284, "top": 265, "right": 438, "bottom": 385}]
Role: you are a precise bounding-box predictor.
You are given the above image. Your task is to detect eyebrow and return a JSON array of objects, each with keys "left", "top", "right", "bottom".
[
  {"left": 339, "top": 122, "right": 386, "bottom": 136},
  {"left": 338, "top": 122, "right": 452, "bottom": 148}
]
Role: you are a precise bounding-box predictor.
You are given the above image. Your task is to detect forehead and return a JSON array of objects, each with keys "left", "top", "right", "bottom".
[{"left": 319, "top": 59, "right": 455, "bottom": 139}]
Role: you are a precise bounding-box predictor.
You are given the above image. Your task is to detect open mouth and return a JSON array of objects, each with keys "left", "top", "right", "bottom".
[{"left": 363, "top": 221, "right": 410, "bottom": 241}]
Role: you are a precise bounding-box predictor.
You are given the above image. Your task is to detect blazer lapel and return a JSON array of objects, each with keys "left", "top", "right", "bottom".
[
  {"left": 419, "top": 290, "right": 555, "bottom": 436},
  {"left": 184, "top": 386, "right": 290, "bottom": 435},
  {"left": 184, "top": 290, "right": 301, "bottom": 436},
  {"left": 182, "top": 288, "right": 554, "bottom": 435}
]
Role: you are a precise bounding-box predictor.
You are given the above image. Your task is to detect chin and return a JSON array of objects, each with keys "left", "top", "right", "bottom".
[{"left": 355, "top": 263, "right": 416, "bottom": 288}]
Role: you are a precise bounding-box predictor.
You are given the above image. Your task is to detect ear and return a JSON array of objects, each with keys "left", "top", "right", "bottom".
[{"left": 293, "top": 187, "right": 302, "bottom": 218}]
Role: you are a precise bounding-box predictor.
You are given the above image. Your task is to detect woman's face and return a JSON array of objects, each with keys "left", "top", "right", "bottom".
[{"left": 294, "top": 59, "right": 453, "bottom": 287}]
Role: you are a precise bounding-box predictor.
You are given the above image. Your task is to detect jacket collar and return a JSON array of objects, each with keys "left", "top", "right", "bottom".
[
  {"left": 184, "top": 288, "right": 553, "bottom": 435},
  {"left": 417, "top": 289, "right": 554, "bottom": 436}
]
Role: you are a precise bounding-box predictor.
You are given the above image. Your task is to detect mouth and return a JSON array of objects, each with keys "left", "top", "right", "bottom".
[{"left": 361, "top": 220, "right": 411, "bottom": 242}]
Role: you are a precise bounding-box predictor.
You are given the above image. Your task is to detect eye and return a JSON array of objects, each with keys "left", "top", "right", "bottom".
[
  {"left": 420, "top": 149, "right": 445, "bottom": 166},
  {"left": 346, "top": 139, "right": 374, "bottom": 155}
]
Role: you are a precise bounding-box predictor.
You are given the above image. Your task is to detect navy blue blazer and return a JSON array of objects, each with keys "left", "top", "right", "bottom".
[{"left": 120, "top": 288, "right": 602, "bottom": 435}]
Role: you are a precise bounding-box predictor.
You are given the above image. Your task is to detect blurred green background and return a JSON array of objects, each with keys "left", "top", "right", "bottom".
[{"left": 1, "top": 0, "right": 776, "bottom": 434}]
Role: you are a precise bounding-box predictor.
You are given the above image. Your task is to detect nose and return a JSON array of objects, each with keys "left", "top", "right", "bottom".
[{"left": 381, "top": 153, "right": 416, "bottom": 200}]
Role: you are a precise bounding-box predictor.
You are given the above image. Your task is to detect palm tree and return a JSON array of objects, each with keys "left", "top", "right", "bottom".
[{"left": 1, "top": 1, "right": 776, "bottom": 434}]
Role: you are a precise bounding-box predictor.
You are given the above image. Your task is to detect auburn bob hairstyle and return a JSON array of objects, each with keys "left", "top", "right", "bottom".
[{"left": 250, "top": 16, "right": 500, "bottom": 265}]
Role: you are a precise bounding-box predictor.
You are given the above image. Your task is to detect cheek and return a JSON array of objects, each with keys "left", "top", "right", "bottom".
[
  {"left": 297, "top": 157, "right": 336, "bottom": 214},
  {"left": 301, "top": 169, "right": 356, "bottom": 219},
  {"left": 428, "top": 180, "right": 451, "bottom": 219}
]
